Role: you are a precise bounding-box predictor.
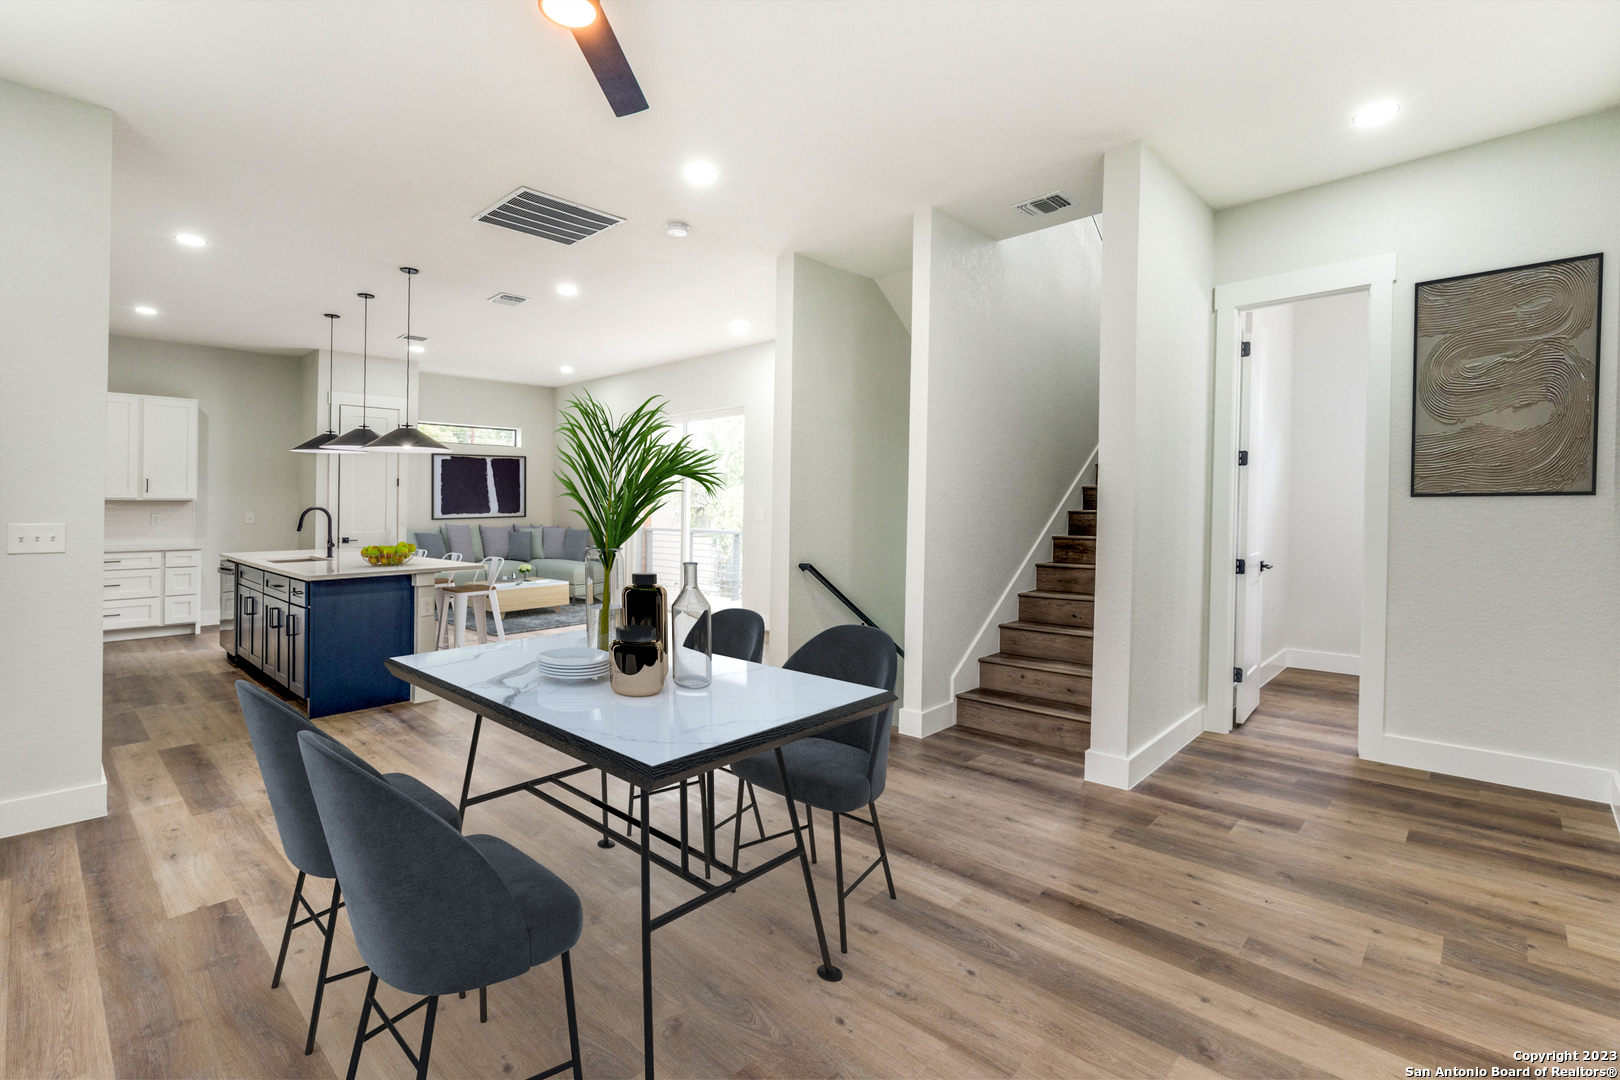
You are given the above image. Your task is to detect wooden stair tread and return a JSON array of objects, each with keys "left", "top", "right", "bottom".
[
  {"left": 999, "top": 620, "right": 1093, "bottom": 638},
  {"left": 957, "top": 687, "right": 1091, "bottom": 722},
  {"left": 1019, "top": 589, "right": 1095, "bottom": 602},
  {"left": 979, "top": 653, "right": 1093, "bottom": 677},
  {"left": 1036, "top": 561, "right": 1091, "bottom": 570}
]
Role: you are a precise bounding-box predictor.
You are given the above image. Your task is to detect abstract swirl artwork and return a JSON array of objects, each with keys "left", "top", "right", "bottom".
[{"left": 1412, "top": 253, "right": 1603, "bottom": 495}]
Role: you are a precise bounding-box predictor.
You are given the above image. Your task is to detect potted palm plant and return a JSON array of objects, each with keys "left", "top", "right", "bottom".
[{"left": 555, "top": 393, "right": 722, "bottom": 649}]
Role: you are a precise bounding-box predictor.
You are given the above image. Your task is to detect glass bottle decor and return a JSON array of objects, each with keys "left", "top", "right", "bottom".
[
  {"left": 584, "top": 547, "right": 625, "bottom": 652},
  {"left": 671, "top": 561, "right": 712, "bottom": 688}
]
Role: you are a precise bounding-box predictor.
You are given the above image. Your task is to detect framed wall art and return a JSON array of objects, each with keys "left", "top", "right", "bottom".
[
  {"left": 432, "top": 454, "right": 526, "bottom": 519},
  {"left": 1411, "top": 253, "right": 1603, "bottom": 496}
]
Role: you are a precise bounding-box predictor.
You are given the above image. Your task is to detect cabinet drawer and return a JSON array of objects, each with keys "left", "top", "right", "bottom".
[
  {"left": 104, "top": 598, "right": 160, "bottom": 630},
  {"left": 164, "top": 595, "right": 201, "bottom": 625},
  {"left": 164, "top": 566, "right": 202, "bottom": 596},
  {"left": 103, "top": 568, "right": 162, "bottom": 600},
  {"left": 164, "top": 550, "right": 201, "bottom": 567},
  {"left": 103, "top": 552, "right": 161, "bottom": 571}
]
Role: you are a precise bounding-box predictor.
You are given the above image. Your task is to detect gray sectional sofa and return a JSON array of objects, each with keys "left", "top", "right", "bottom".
[{"left": 412, "top": 523, "right": 604, "bottom": 599}]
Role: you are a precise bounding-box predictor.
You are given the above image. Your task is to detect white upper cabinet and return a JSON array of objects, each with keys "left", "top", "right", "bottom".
[
  {"left": 106, "top": 393, "right": 198, "bottom": 500},
  {"left": 105, "top": 393, "right": 142, "bottom": 499}
]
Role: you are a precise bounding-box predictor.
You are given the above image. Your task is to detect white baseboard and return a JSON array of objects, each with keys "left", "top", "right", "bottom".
[
  {"left": 899, "top": 700, "right": 955, "bottom": 739},
  {"left": 103, "top": 623, "right": 207, "bottom": 642},
  {"left": 1085, "top": 704, "right": 1205, "bottom": 790},
  {"left": 1287, "top": 648, "right": 1360, "bottom": 675},
  {"left": 1257, "top": 647, "right": 1288, "bottom": 689},
  {"left": 0, "top": 767, "right": 107, "bottom": 838},
  {"left": 1362, "top": 728, "right": 1618, "bottom": 806},
  {"left": 1611, "top": 773, "right": 1620, "bottom": 835}
]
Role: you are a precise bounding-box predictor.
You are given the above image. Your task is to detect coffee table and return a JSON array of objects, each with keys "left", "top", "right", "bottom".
[{"left": 488, "top": 576, "right": 569, "bottom": 613}]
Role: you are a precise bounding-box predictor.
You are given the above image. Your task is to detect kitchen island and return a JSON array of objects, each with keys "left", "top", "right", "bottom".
[{"left": 223, "top": 549, "right": 465, "bottom": 718}]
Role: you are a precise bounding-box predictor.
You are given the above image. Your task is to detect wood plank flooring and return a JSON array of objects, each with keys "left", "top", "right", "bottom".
[{"left": 4, "top": 640, "right": 1618, "bottom": 1078}]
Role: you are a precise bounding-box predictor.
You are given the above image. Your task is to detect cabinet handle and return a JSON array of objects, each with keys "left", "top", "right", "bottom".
[
  {"left": 105, "top": 559, "right": 122, "bottom": 564},
  {"left": 104, "top": 583, "right": 118, "bottom": 588},
  {"left": 243, "top": 597, "right": 256, "bottom": 615},
  {"left": 106, "top": 613, "right": 121, "bottom": 618},
  {"left": 145, "top": 478, "right": 149, "bottom": 493},
  {"left": 269, "top": 609, "right": 282, "bottom": 629},
  {"left": 287, "top": 614, "right": 300, "bottom": 637}
]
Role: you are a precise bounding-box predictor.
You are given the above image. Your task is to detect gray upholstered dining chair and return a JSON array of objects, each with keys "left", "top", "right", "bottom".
[
  {"left": 727, "top": 624, "right": 899, "bottom": 954},
  {"left": 235, "top": 680, "right": 463, "bottom": 1055},
  {"left": 298, "top": 730, "right": 584, "bottom": 1080}
]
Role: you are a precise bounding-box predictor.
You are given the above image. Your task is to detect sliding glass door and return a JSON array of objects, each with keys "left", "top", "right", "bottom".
[{"left": 640, "top": 412, "right": 744, "bottom": 607}]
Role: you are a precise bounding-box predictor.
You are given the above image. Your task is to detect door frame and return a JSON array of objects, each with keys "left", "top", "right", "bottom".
[{"left": 1204, "top": 255, "right": 1397, "bottom": 750}]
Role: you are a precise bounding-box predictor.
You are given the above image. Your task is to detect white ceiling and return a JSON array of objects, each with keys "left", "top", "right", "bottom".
[{"left": 2, "top": 0, "right": 1618, "bottom": 386}]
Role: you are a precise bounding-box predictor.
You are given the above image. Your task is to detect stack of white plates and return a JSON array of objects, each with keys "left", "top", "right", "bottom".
[{"left": 537, "top": 647, "right": 610, "bottom": 681}]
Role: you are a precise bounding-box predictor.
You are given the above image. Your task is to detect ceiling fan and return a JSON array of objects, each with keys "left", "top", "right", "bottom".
[{"left": 540, "top": 0, "right": 649, "bottom": 117}]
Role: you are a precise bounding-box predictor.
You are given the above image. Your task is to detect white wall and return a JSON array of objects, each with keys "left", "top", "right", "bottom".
[
  {"left": 773, "top": 255, "right": 910, "bottom": 666},
  {"left": 551, "top": 343, "right": 770, "bottom": 617},
  {"left": 902, "top": 209, "right": 1102, "bottom": 736},
  {"left": 1215, "top": 106, "right": 1620, "bottom": 803},
  {"left": 107, "top": 337, "right": 310, "bottom": 622},
  {"left": 1088, "top": 142, "right": 1216, "bottom": 789},
  {"left": 0, "top": 79, "right": 111, "bottom": 836}
]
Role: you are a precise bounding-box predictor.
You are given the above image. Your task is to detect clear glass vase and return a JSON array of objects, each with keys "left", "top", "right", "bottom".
[
  {"left": 584, "top": 547, "right": 625, "bottom": 652},
  {"left": 671, "top": 561, "right": 712, "bottom": 688}
]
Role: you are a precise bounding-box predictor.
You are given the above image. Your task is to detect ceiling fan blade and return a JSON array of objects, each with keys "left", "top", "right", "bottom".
[{"left": 572, "top": 2, "right": 648, "bottom": 117}]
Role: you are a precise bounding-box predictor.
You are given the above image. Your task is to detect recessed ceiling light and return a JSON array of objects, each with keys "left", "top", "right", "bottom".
[
  {"left": 409, "top": 345, "right": 425, "bottom": 354},
  {"left": 729, "top": 320, "right": 750, "bottom": 335},
  {"left": 556, "top": 282, "right": 579, "bottom": 297},
  {"left": 1351, "top": 101, "right": 1401, "bottom": 128},
  {"left": 134, "top": 305, "right": 158, "bottom": 316},
  {"left": 682, "top": 161, "right": 719, "bottom": 187},
  {"left": 666, "top": 221, "right": 690, "bottom": 237},
  {"left": 560, "top": 366, "right": 574, "bottom": 374},
  {"left": 540, "top": 0, "right": 597, "bottom": 28},
  {"left": 174, "top": 233, "right": 207, "bottom": 247}
]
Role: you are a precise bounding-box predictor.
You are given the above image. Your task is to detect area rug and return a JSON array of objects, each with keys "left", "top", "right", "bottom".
[{"left": 463, "top": 598, "right": 587, "bottom": 634}]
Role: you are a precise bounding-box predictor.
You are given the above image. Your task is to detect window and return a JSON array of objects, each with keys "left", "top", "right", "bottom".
[
  {"left": 417, "top": 422, "right": 520, "bottom": 447},
  {"left": 639, "top": 412, "right": 744, "bottom": 604}
]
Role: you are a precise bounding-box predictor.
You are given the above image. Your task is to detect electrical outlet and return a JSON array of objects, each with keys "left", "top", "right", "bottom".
[
  {"left": 245, "top": 512, "right": 255, "bottom": 524},
  {"left": 7, "top": 523, "right": 66, "bottom": 553},
  {"left": 150, "top": 513, "right": 162, "bottom": 526},
  {"left": 755, "top": 509, "right": 765, "bottom": 522}
]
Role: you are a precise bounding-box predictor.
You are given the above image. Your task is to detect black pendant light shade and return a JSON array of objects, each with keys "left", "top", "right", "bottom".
[
  {"left": 366, "top": 267, "right": 448, "bottom": 454},
  {"left": 327, "top": 292, "right": 382, "bottom": 450},
  {"left": 293, "top": 312, "right": 363, "bottom": 453}
]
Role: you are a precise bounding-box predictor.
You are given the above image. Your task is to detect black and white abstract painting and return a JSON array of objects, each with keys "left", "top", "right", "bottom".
[
  {"left": 1412, "top": 253, "right": 1603, "bottom": 496},
  {"left": 432, "top": 454, "right": 526, "bottom": 518}
]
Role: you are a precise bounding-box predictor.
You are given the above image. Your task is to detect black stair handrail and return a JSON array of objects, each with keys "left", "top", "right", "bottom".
[{"left": 797, "top": 563, "right": 904, "bottom": 657}]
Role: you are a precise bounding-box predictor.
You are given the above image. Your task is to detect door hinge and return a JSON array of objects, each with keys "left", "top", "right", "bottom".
[
  {"left": 1236, "top": 558, "right": 1246, "bottom": 574},
  {"left": 1238, "top": 450, "right": 1248, "bottom": 466},
  {"left": 1240, "top": 341, "right": 1252, "bottom": 357},
  {"left": 1233, "top": 666, "right": 1244, "bottom": 684}
]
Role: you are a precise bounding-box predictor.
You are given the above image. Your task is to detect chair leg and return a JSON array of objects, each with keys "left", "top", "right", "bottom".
[
  {"left": 562, "top": 951, "right": 583, "bottom": 1080},
  {"left": 416, "top": 996, "right": 439, "bottom": 1080},
  {"left": 624, "top": 783, "right": 636, "bottom": 836},
  {"left": 473, "top": 596, "right": 488, "bottom": 644},
  {"left": 272, "top": 870, "right": 305, "bottom": 989},
  {"left": 870, "top": 800, "right": 897, "bottom": 899},
  {"left": 597, "top": 770, "right": 615, "bottom": 848},
  {"left": 748, "top": 782, "right": 766, "bottom": 838},
  {"left": 834, "top": 811, "right": 846, "bottom": 954},
  {"left": 305, "top": 878, "right": 342, "bottom": 1055},
  {"left": 479, "top": 985, "right": 487, "bottom": 1023},
  {"left": 435, "top": 592, "right": 451, "bottom": 649},
  {"left": 488, "top": 592, "right": 505, "bottom": 641},
  {"left": 732, "top": 776, "right": 746, "bottom": 869},
  {"left": 806, "top": 804, "right": 817, "bottom": 863},
  {"left": 346, "top": 973, "right": 379, "bottom": 1080}
]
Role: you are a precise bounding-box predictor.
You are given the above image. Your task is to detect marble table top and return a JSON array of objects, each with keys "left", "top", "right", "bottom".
[{"left": 386, "top": 632, "right": 895, "bottom": 787}]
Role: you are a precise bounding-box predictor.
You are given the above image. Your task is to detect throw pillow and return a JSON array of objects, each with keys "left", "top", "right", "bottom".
[
  {"left": 444, "top": 523, "right": 475, "bottom": 559},
  {"left": 412, "top": 531, "right": 448, "bottom": 559},
  {"left": 479, "top": 525, "right": 511, "bottom": 560},
  {"left": 542, "top": 526, "right": 567, "bottom": 560},
  {"left": 563, "top": 527, "right": 591, "bottom": 562},
  {"left": 506, "top": 526, "right": 532, "bottom": 562}
]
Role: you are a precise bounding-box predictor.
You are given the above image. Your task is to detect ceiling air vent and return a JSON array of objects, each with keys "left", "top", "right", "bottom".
[
  {"left": 488, "top": 293, "right": 529, "bottom": 307},
  {"left": 1012, "top": 191, "right": 1072, "bottom": 217},
  {"left": 475, "top": 187, "right": 624, "bottom": 245}
]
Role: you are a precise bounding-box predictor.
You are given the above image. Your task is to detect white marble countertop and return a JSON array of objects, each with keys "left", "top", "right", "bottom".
[
  {"left": 387, "top": 632, "right": 896, "bottom": 786},
  {"left": 105, "top": 539, "right": 204, "bottom": 552},
  {"left": 223, "top": 549, "right": 469, "bottom": 582}
]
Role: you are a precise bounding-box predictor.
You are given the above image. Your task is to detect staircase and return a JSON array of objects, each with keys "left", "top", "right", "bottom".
[{"left": 954, "top": 483, "right": 1095, "bottom": 755}]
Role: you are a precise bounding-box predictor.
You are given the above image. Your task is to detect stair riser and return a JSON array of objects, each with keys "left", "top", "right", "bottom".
[
  {"left": 979, "top": 663, "right": 1092, "bottom": 707},
  {"left": 1037, "top": 565, "right": 1095, "bottom": 593},
  {"left": 1082, "top": 486, "right": 1097, "bottom": 512},
  {"left": 1067, "top": 510, "right": 1097, "bottom": 537},
  {"left": 1019, "top": 594, "right": 1095, "bottom": 628},
  {"left": 956, "top": 697, "right": 1091, "bottom": 755},
  {"left": 1000, "top": 626, "right": 1093, "bottom": 665},
  {"left": 1051, "top": 536, "right": 1096, "bottom": 565}
]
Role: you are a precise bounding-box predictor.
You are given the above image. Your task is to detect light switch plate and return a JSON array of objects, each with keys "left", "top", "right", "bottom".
[{"left": 8, "top": 523, "right": 66, "bottom": 553}]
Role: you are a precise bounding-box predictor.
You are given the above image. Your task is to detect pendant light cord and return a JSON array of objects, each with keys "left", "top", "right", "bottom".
[
  {"left": 361, "top": 294, "right": 369, "bottom": 426},
  {"left": 404, "top": 269, "right": 413, "bottom": 429},
  {"left": 325, "top": 314, "right": 338, "bottom": 432}
]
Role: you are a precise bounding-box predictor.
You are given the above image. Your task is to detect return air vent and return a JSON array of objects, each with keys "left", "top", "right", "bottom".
[
  {"left": 488, "top": 293, "right": 528, "bottom": 307},
  {"left": 1012, "top": 191, "right": 1072, "bottom": 217},
  {"left": 475, "top": 187, "right": 624, "bottom": 245}
]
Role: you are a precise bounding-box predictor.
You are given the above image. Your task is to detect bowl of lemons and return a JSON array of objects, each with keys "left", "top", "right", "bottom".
[{"left": 360, "top": 542, "right": 418, "bottom": 566}]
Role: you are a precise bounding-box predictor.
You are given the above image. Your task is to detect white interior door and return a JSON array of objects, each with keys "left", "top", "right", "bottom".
[
  {"left": 1233, "top": 319, "right": 1266, "bottom": 723},
  {"left": 332, "top": 403, "right": 399, "bottom": 547}
]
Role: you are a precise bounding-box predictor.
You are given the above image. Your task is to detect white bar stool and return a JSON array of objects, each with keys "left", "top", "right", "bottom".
[{"left": 435, "top": 557, "right": 506, "bottom": 648}]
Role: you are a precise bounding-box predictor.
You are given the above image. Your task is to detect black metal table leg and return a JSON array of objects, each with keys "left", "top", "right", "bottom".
[
  {"left": 597, "top": 770, "right": 614, "bottom": 848},
  {"left": 640, "top": 787, "right": 656, "bottom": 1079},
  {"left": 680, "top": 780, "right": 690, "bottom": 876},
  {"left": 775, "top": 748, "right": 841, "bottom": 982},
  {"left": 458, "top": 714, "right": 483, "bottom": 818}
]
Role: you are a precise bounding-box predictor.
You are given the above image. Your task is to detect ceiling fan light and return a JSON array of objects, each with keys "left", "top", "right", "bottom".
[{"left": 541, "top": 0, "right": 597, "bottom": 28}]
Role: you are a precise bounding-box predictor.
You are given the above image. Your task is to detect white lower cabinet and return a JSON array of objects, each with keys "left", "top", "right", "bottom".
[{"left": 104, "top": 548, "right": 203, "bottom": 637}]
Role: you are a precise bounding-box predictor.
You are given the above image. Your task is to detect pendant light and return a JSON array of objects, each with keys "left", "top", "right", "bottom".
[
  {"left": 292, "top": 313, "right": 363, "bottom": 453},
  {"left": 327, "top": 292, "right": 381, "bottom": 449},
  {"left": 366, "top": 267, "right": 448, "bottom": 453}
]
